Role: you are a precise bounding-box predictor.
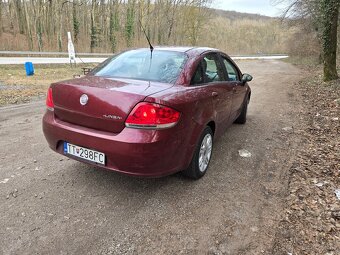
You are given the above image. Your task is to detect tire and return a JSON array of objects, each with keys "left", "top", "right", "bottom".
[
  {"left": 234, "top": 96, "right": 249, "bottom": 124},
  {"left": 182, "top": 126, "right": 213, "bottom": 179}
]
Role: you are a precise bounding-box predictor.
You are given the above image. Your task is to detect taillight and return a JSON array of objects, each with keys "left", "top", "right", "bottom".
[
  {"left": 125, "top": 102, "right": 180, "bottom": 129},
  {"left": 46, "top": 87, "right": 54, "bottom": 111}
]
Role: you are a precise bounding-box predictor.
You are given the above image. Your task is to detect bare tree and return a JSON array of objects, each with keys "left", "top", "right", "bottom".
[
  {"left": 13, "top": 0, "right": 25, "bottom": 34},
  {"left": 125, "top": 0, "right": 136, "bottom": 47},
  {"left": 90, "top": 0, "right": 98, "bottom": 52},
  {"left": 2, "top": 0, "right": 212, "bottom": 52},
  {"left": 23, "top": 0, "right": 33, "bottom": 50},
  {"left": 277, "top": 0, "right": 339, "bottom": 81},
  {"left": 0, "top": 0, "right": 3, "bottom": 35},
  {"left": 73, "top": 0, "right": 80, "bottom": 43},
  {"left": 109, "top": 0, "right": 119, "bottom": 52}
]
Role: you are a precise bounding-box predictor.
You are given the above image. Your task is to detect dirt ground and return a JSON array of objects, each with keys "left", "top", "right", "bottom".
[{"left": 0, "top": 60, "right": 303, "bottom": 254}]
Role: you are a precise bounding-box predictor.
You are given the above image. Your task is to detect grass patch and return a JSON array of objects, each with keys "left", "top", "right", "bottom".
[{"left": 0, "top": 63, "right": 96, "bottom": 106}]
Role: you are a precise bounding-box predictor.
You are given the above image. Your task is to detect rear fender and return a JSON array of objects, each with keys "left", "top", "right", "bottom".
[{"left": 144, "top": 87, "right": 215, "bottom": 170}]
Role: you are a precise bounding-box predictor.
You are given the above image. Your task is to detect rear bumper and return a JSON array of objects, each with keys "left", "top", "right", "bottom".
[{"left": 42, "top": 111, "right": 194, "bottom": 177}]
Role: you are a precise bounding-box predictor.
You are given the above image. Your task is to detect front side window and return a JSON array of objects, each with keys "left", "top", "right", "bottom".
[
  {"left": 92, "top": 49, "right": 188, "bottom": 84},
  {"left": 203, "top": 55, "right": 224, "bottom": 82},
  {"left": 191, "top": 54, "right": 224, "bottom": 85},
  {"left": 222, "top": 58, "right": 240, "bottom": 81}
]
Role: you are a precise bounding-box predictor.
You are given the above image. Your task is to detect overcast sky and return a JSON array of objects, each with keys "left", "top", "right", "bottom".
[{"left": 212, "top": 0, "right": 286, "bottom": 17}]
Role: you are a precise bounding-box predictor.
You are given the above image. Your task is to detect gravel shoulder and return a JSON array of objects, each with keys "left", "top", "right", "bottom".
[{"left": 0, "top": 60, "right": 304, "bottom": 254}]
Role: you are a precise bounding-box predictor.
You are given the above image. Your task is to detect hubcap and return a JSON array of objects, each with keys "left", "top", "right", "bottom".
[{"left": 198, "top": 134, "right": 213, "bottom": 173}]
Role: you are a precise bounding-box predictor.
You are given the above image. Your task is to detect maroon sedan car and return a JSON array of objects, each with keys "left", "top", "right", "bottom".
[{"left": 43, "top": 47, "right": 252, "bottom": 179}]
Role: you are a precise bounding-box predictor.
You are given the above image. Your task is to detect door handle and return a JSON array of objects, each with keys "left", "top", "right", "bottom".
[{"left": 212, "top": 92, "right": 218, "bottom": 97}]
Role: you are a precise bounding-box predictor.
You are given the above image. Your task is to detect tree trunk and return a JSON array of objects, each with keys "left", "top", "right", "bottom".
[
  {"left": 23, "top": 0, "right": 33, "bottom": 50},
  {"left": 109, "top": 1, "right": 117, "bottom": 52},
  {"left": 125, "top": 0, "right": 135, "bottom": 47},
  {"left": 57, "top": 8, "right": 63, "bottom": 52},
  {"left": 45, "top": 0, "right": 53, "bottom": 46},
  {"left": 37, "top": 20, "right": 43, "bottom": 51},
  {"left": 14, "top": 0, "right": 25, "bottom": 34},
  {"left": 0, "top": 0, "right": 3, "bottom": 35},
  {"left": 322, "top": 0, "right": 339, "bottom": 81},
  {"left": 90, "top": 0, "right": 97, "bottom": 53},
  {"left": 35, "top": 0, "right": 43, "bottom": 52},
  {"left": 73, "top": 0, "right": 80, "bottom": 43}
]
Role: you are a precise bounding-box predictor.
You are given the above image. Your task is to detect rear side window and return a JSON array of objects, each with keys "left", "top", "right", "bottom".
[
  {"left": 222, "top": 58, "right": 240, "bottom": 81},
  {"left": 191, "top": 63, "right": 204, "bottom": 85}
]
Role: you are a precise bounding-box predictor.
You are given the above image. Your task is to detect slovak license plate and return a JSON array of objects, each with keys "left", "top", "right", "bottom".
[{"left": 64, "top": 142, "right": 105, "bottom": 165}]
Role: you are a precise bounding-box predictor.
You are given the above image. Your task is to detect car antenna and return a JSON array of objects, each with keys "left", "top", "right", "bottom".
[
  {"left": 139, "top": 20, "right": 154, "bottom": 59},
  {"left": 139, "top": 20, "right": 153, "bottom": 83}
]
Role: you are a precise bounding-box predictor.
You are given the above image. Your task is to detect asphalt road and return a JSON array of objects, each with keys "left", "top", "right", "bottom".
[
  {"left": 0, "top": 55, "right": 288, "bottom": 65},
  {"left": 0, "top": 60, "right": 302, "bottom": 254}
]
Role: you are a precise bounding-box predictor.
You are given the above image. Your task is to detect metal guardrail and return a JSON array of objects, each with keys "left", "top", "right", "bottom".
[{"left": 0, "top": 51, "right": 289, "bottom": 58}]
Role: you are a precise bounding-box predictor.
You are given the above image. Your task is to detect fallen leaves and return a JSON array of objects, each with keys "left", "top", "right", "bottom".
[{"left": 272, "top": 73, "right": 340, "bottom": 254}]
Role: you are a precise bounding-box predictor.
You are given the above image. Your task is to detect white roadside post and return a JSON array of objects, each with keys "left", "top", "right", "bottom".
[{"left": 67, "top": 32, "right": 76, "bottom": 66}]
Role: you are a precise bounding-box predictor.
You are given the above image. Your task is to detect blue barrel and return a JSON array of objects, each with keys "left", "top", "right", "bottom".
[{"left": 24, "top": 62, "right": 34, "bottom": 76}]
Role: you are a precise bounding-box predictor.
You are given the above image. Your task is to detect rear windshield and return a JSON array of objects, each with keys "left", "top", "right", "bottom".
[{"left": 92, "top": 49, "right": 188, "bottom": 84}]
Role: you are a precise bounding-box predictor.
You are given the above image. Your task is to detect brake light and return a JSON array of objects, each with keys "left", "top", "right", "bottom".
[
  {"left": 46, "top": 87, "right": 54, "bottom": 111},
  {"left": 125, "top": 102, "right": 180, "bottom": 129}
]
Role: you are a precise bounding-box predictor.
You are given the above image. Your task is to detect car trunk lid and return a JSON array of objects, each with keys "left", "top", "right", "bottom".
[{"left": 52, "top": 75, "right": 171, "bottom": 133}]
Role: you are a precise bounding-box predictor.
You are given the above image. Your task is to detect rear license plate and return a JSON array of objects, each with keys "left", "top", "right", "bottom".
[{"left": 64, "top": 142, "right": 105, "bottom": 165}]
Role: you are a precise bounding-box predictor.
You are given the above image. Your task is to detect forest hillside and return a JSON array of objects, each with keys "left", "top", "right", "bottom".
[{"left": 0, "top": 0, "right": 295, "bottom": 55}]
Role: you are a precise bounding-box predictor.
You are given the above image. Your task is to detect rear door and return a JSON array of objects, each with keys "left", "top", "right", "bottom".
[
  {"left": 219, "top": 55, "right": 247, "bottom": 122},
  {"left": 191, "top": 53, "right": 233, "bottom": 136}
]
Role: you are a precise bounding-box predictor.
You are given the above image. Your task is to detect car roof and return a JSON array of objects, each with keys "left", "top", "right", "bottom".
[{"left": 139, "top": 46, "right": 220, "bottom": 55}]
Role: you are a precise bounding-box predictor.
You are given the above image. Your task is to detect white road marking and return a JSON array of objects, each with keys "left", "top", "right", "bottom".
[{"left": 232, "top": 55, "right": 288, "bottom": 60}]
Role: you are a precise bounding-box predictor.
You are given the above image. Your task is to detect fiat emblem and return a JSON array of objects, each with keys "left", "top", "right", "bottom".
[{"left": 80, "top": 94, "right": 88, "bottom": 106}]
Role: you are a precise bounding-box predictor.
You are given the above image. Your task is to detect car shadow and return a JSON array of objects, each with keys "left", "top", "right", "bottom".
[
  {"left": 64, "top": 121, "right": 252, "bottom": 195},
  {"left": 66, "top": 160, "right": 195, "bottom": 197},
  {"left": 57, "top": 119, "right": 255, "bottom": 211}
]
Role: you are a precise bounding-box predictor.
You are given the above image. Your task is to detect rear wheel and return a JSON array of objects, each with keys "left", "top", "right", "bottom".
[
  {"left": 234, "top": 96, "right": 249, "bottom": 124},
  {"left": 182, "top": 127, "right": 213, "bottom": 179}
]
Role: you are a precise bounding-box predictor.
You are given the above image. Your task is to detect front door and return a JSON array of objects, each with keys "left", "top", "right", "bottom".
[{"left": 220, "top": 56, "right": 247, "bottom": 122}]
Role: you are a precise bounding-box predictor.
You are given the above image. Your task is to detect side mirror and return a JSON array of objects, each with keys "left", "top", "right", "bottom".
[{"left": 241, "top": 73, "right": 253, "bottom": 83}]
